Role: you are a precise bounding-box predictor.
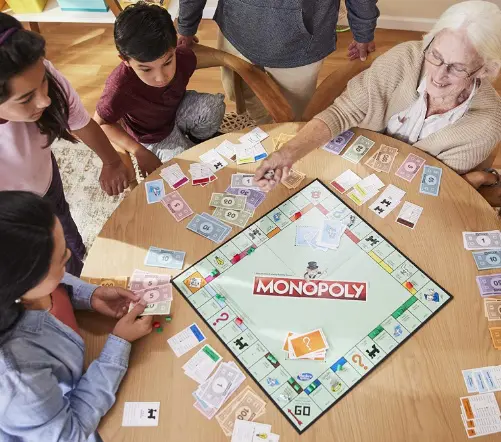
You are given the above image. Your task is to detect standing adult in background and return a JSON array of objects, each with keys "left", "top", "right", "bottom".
[{"left": 177, "top": 0, "right": 379, "bottom": 123}]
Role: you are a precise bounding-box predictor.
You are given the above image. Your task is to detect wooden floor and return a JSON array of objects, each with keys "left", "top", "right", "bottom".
[{"left": 41, "top": 19, "right": 501, "bottom": 166}]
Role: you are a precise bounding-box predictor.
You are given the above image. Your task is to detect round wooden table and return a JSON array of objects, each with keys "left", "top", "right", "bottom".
[{"left": 80, "top": 123, "right": 501, "bottom": 442}]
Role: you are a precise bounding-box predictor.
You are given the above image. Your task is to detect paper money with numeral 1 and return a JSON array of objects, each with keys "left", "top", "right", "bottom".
[
  {"left": 476, "top": 274, "right": 501, "bottom": 296},
  {"left": 209, "top": 193, "right": 247, "bottom": 211},
  {"left": 473, "top": 250, "right": 501, "bottom": 270},
  {"left": 231, "top": 173, "right": 259, "bottom": 189},
  {"left": 341, "top": 135, "right": 375, "bottom": 163},
  {"left": 212, "top": 207, "right": 252, "bottom": 228},
  {"left": 463, "top": 231, "right": 501, "bottom": 251},
  {"left": 216, "top": 386, "right": 266, "bottom": 436}
]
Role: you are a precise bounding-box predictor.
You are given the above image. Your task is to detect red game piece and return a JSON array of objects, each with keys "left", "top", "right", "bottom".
[
  {"left": 153, "top": 321, "right": 161, "bottom": 329},
  {"left": 232, "top": 254, "right": 241, "bottom": 263},
  {"left": 405, "top": 281, "right": 414, "bottom": 289},
  {"left": 235, "top": 317, "right": 244, "bottom": 326},
  {"left": 293, "top": 211, "right": 302, "bottom": 220}
]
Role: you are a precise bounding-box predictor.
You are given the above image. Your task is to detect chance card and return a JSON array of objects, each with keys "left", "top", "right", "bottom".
[{"left": 145, "top": 179, "right": 165, "bottom": 204}]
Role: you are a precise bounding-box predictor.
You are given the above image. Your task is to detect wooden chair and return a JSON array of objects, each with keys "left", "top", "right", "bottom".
[
  {"left": 301, "top": 59, "right": 373, "bottom": 122},
  {"left": 117, "top": 44, "right": 294, "bottom": 187}
]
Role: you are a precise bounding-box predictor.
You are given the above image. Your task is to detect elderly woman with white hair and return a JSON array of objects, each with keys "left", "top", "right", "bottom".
[{"left": 255, "top": 1, "right": 501, "bottom": 205}]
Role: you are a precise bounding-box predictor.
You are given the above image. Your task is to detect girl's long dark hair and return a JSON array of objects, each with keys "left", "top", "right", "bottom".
[
  {"left": 0, "top": 191, "right": 55, "bottom": 334},
  {"left": 0, "top": 13, "right": 77, "bottom": 147}
]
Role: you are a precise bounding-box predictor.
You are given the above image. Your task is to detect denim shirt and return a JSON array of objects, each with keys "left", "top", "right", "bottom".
[{"left": 0, "top": 273, "right": 131, "bottom": 442}]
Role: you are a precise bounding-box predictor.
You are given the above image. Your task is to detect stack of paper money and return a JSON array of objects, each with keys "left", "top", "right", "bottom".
[
  {"left": 216, "top": 386, "right": 267, "bottom": 436},
  {"left": 192, "top": 361, "right": 248, "bottom": 420},
  {"left": 127, "top": 269, "right": 172, "bottom": 316}
]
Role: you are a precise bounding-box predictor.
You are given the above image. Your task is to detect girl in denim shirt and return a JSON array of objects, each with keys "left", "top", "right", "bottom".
[{"left": 0, "top": 191, "right": 153, "bottom": 441}]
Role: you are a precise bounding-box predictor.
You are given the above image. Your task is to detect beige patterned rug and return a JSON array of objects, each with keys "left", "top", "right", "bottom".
[{"left": 52, "top": 139, "right": 125, "bottom": 253}]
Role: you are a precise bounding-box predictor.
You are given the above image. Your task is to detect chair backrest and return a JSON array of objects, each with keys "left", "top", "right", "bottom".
[
  {"left": 192, "top": 44, "right": 294, "bottom": 123},
  {"left": 301, "top": 59, "right": 372, "bottom": 122}
]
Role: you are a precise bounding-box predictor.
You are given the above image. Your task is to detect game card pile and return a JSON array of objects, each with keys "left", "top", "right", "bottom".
[
  {"left": 183, "top": 344, "right": 222, "bottom": 384},
  {"left": 283, "top": 329, "right": 329, "bottom": 361},
  {"left": 463, "top": 365, "right": 501, "bottom": 394},
  {"left": 189, "top": 162, "right": 217, "bottom": 186},
  {"left": 192, "top": 361, "right": 247, "bottom": 419},
  {"left": 365, "top": 144, "right": 398, "bottom": 173},
  {"left": 295, "top": 220, "right": 345, "bottom": 253},
  {"left": 231, "top": 420, "right": 279, "bottom": 442},
  {"left": 216, "top": 127, "right": 269, "bottom": 165},
  {"left": 369, "top": 184, "right": 406, "bottom": 219},
  {"left": 160, "top": 163, "right": 189, "bottom": 190},
  {"left": 460, "top": 393, "right": 501, "bottom": 438},
  {"left": 127, "top": 269, "right": 172, "bottom": 316},
  {"left": 215, "top": 386, "right": 267, "bottom": 436},
  {"left": 346, "top": 173, "right": 384, "bottom": 205}
]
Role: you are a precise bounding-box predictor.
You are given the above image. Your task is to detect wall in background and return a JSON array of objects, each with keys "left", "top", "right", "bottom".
[{"left": 201, "top": 0, "right": 501, "bottom": 31}]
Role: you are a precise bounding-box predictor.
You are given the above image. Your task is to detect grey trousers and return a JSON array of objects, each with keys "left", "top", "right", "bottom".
[{"left": 144, "top": 91, "right": 226, "bottom": 163}]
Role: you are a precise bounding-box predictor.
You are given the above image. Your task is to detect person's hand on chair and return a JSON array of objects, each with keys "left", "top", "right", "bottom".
[
  {"left": 134, "top": 147, "right": 162, "bottom": 176},
  {"left": 348, "top": 40, "right": 376, "bottom": 61},
  {"left": 177, "top": 35, "right": 199, "bottom": 48}
]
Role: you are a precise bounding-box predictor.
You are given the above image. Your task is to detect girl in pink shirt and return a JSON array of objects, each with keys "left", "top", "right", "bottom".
[{"left": 0, "top": 13, "right": 130, "bottom": 276}]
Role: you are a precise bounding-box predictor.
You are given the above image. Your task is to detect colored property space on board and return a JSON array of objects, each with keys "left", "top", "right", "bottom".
[{"left": 172, "top": 180, "right": 453, "bottom": 434}]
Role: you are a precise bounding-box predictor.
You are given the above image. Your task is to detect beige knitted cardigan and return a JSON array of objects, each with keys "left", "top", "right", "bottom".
[{"left": 315, "top": 41, "right": 501, "bottom": 174}]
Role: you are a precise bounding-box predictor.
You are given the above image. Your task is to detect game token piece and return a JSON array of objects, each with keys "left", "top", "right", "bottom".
[
  {"left": 405, "top": 281, "right": 414, "bottom": 290},
  {"left": 247, "top": 247, "right": 256, "bottom": 255},
  {"left": 165, "top": 316, "right": 172, "bottom": 322},
  {"left": 293, "top": 211, "right": 302, "bottom": 220},
  {"left": 153, "top": 321, "right": 161, "bottom": 329},
  {"left": 156, "top": 327, "right": 164, "bottom": 333},
  {"left": 215, "top": 294, "right": 226, "bottom": 301},
  {"left": 235, "top": 317, "right": 244, "bottom": 326},
  {"left": 263, "top": 170, "right": 275, "bottom": 180}
]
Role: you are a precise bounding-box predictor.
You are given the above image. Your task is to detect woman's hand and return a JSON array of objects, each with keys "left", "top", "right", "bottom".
[
  {"left": 91, "top": 286, "right": 140, "bottom": 319},
  {"left": 462, "top": 170, "right": 497, "bottom": 189},
  {"left": 254, "top": 149, "right": 295, "bottom": 192},
  {"left": 112, "top": 300, "right": 153, "bottom": 343}
]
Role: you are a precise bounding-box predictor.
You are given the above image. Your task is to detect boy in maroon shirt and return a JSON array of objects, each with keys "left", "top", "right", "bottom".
[{"left": 95, "top": 2, "right": 225, "bottom": 175}]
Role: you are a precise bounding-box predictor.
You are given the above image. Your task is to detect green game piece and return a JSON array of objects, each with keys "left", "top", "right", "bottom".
[
  {"left": 215, "top": 294, "right": 226, "bottom": 301},
  {"left": 247, "top": 247, "right": 255, "bottom": 255},
  {"left": 211, "top": 269, "right": 219, "bottom": 276},
  {"left": 156, "top": 327, "right": 164, "bottom": 333},
  {"left": 165, "top": 316, "right": 172, "bottom": 322}
]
